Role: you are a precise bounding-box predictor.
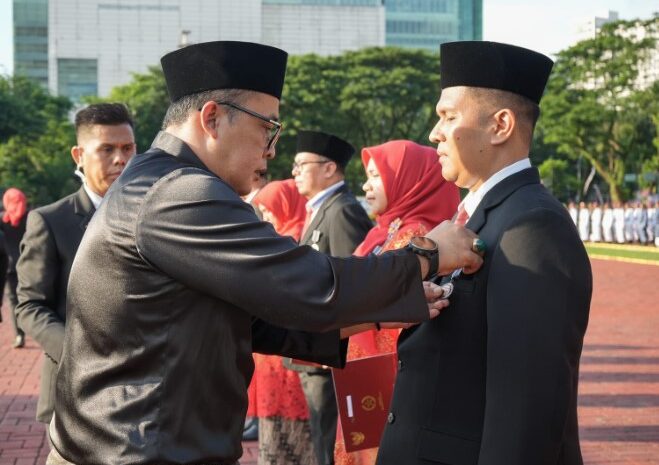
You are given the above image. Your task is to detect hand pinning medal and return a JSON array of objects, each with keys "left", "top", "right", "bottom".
[{"left": 471, "top": 238, "right": 486, "bottom": 255}]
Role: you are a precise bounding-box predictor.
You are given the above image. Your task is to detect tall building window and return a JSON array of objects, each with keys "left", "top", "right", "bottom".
[
  {"left": 13, "top": 0, "right": 49, "bottom": 87},
  {"left": 385, "top": 0, "right": 482, "bottom": 51},
  {"left": 57, "top": 59, "right": 98, "bottom": 101}
]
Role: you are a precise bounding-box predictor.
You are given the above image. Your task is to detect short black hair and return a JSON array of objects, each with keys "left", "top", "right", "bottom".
[
  {"left": 74, "top": 103, "right": 134, "bottom": 137},
  {"left": 468, "top": 87, "right": 540, "bottom": 142}
]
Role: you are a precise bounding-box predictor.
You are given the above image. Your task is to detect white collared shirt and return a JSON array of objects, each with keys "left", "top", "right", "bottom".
[
  {"left": 305, "top": 180, "right": 345, "bottom": 221},
  {"left": 460, "top": 158, "right": 532, "bottom": 217},
  {"left": 83, "top": 183, "right": 103, "bottom": 210}
]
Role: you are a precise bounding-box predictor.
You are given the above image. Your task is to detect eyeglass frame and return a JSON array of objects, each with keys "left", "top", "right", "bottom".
[
  {"left": 291, "top": 160, "right": 332, "bottom": 171},
  {"left": 199, "top": 100, "right": 283, "bottom": 152}
]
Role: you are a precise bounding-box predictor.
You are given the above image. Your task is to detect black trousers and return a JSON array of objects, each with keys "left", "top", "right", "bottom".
[
  {"left": 299, "top": 370, "right": 337, "bottom": 465},
  {"left": 4, "top": 270, "right": 23, "bottom": 337}
]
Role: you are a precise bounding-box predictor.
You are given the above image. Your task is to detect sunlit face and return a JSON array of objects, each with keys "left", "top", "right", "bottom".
[
  {"left": 429, "top": 86, "right": 490, "bottom": 191},
  {"left": 362, "top": 158, "right": 387, "bottom": 216},
  {"left": 203, "top": 92, "right": 280, "bottom": 196},
  {"left": 292, "top": 152, "right": 332, "bottom": 199},
  {"left": 72, "top": 124, "right": 136, "bottom": 197}
]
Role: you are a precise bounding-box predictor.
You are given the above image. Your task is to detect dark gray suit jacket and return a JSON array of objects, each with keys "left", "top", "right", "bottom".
[
  {"left": 49, "top": 131, "right": 428, "bottom": 465},
  {"left": 288, "top": 184, "right": 372, "bottom": 374},
  {"left": 299, "top": 184, "right": 372, "bottom": 257},
  {"left": 377, "top": 168, "right": 592, "bottom": 465},
  {"left": 15, "top": 187, "right": 94, "bottom": 423}
]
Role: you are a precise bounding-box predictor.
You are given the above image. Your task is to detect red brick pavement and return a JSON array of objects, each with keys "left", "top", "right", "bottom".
[
  {"left": 1, "top": 258, "right": 657, "bottom": 464},
  {"left": 579, "top": 259, "right": 659, "bottom": 464}
]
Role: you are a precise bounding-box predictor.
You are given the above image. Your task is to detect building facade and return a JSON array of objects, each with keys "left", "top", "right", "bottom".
[
  {"left": 13, "top": 0, "right": 482, "bottom": 100},
  {"left": 13, "top": 0, "right": 49, "bottom": 87},
  {"left": 47, "top": 0, "right": 262, "bottom": 100},
  {"left": 385, "top": 0, "right": 482, "bottom": 52},
  {"left": 262, "top": 0, "right": 384, "bottom": 56}
]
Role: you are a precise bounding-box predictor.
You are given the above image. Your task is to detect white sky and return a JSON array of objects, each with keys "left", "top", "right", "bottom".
[{"left": 0, "top": 0, "right": 657, "bottom": 75}]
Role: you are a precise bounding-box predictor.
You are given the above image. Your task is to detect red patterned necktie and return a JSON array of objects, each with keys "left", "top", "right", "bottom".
[
  {"left": 301, "top": 207, "right": 313, "bottom": 238},
  {"left": 454, "top": 203, "right": 469, "bottom": 226}
]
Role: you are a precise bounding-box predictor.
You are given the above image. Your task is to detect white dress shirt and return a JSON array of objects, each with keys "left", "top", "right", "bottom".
[{"left": 459, "top": 158, "right": 532, "bottom": 217}]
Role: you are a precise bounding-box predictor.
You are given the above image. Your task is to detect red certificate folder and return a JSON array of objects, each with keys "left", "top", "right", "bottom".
[{"left": 332, "top": 353, "right": 397, "bottom": 452}]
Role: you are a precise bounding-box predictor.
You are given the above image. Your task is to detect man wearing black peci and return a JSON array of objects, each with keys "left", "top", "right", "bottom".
[
  {"left": 377, "top": 41, "right": 592, "bottom": 465},
  {"left": 47, "top": 41, "right": 483, "bottom": 465}
]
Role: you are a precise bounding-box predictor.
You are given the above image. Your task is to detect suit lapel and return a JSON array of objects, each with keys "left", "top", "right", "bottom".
[
  {"left": 466, "top": 168, "right": 540, "bottom": 233},
  {"left": 300, "top": 185, "right": 347, "bottom": 244},
  {"left": 73, "top": 187, "right": 96, "bottom": 231}
]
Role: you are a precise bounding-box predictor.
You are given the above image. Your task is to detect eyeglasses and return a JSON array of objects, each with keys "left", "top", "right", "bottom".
[
  {"left": 292, "top": 160, "right": 331, "bottom": 171},
  {"left": 203, "top": 101, "right": 283, "bottom": 152}
]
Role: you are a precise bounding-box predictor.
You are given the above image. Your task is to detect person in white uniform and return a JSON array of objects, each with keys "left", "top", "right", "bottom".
[
  {"left": 601, "top": 202, "right": 614, "bottom": 243},
  {"left": 613, "top": 201, "right": 626, "bottom": 244},
  {"left": 578, "top": 201, "right": 590, "bottom": 242},
  {"left": 589, "top": 202, "right": 602, "bottom": 242}
]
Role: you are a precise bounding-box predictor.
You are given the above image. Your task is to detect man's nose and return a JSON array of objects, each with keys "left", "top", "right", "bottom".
[{"left": 429, "top": 124, "right": 443, "bottom": 144}]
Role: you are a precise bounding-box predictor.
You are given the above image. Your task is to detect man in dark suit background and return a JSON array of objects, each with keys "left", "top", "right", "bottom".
[
  {"left": 377, "top": 41, "right": 592, "bottom": 465},
  {"left": 15, "top": 103, "right": 136, "bottom": 425},
  {"left": 289, "top": 130, "right": 372, "bottom": 465}
]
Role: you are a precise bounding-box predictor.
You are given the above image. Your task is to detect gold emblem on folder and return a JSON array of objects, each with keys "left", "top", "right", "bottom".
[
  {"left": 361, "top": 395, "right": 377, "bottom": 411},
  {"left": 351, "top": 431, "right": 365, "bottom": 446}
]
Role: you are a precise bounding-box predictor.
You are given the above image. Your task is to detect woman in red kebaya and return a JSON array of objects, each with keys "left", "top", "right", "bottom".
[
  {"left": 248, "top": 179, "right": 318, "bottom": 465},
  {"left": 334, "top": 140, "right": 459, "bottom": 465}
]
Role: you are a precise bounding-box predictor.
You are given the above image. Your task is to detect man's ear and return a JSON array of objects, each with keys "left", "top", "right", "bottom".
[
  {"left": 199, "top": 101, "right": 221, "bottom": 138},
  {"left": 491, "top": 108, "right": 515, "bottom": 146},
  {"left": 71, "top": 145, "right": 83, "bottom": 167},
  {"left": 324, "top": 161, "right": 338, "bottom": 178}
]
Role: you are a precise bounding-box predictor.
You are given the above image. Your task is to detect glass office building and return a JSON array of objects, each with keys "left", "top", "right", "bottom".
[
  {"left": 13, "top": 0, "right": 49, "bottom": 87},
  {"left": 385, "top": 0, "right": 482, "bottom": 51}
]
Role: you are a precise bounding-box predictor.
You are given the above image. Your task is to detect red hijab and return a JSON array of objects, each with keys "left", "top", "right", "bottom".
[
  {"left": 2, "top": 188, "right": 28, "bottom": 227},
  {"left": 353, "top": 140, "right": 459, "bottom": 256},
  {"left": 252, "top": 179, "right": 307, "bottom": 241}
]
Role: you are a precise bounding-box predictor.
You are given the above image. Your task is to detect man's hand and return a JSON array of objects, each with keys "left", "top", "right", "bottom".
[
  {"left": 426, "top": 221, "right": 483, "bottom": 275},
  {"left": 340, "top": 284, "right": 449, "bottom": 337}
]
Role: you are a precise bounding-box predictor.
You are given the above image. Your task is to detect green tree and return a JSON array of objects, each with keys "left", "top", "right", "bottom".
[
  {"left": 0, "top": 74, "right": 71, "bottom": 142},
  {"left": 539, "top": 16, "right": 658, "bottom": 202},
  {"left": 96, "top": 49, "right": 440, "bottom": 191},
  {"left": 538, "top": 157, "right": 579, "bottom": 201},
  {"left": 0, "top": 74, "right": 75, "bottom": 205},
  {"left": 93, "top": 66, "right": 169, "bottom": 153},
  {"left": 0, "top": 119, "right": 77, "bottom": 206},
  {"left": 276, "top": 47, "right": 440, "bottom": 189}
]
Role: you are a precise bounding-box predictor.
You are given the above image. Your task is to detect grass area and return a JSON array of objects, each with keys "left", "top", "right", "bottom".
[{"left": 585, "top": 243, "right": 659, "bottom": 263}]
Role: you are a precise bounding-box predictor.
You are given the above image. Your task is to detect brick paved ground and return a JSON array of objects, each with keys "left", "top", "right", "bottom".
[
  {"left": 579, "top": 259, "right": 659, "bottom": 464},
  {"left": 0, "top": 258, "right": 657, "bottom": 464}
]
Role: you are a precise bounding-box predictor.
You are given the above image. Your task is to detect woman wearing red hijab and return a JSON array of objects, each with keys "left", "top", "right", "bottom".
[
  {"left": 1, "top": 188, "right": 29, "bottom": 348},
  {"left": 248, "top": 179, "right": 318, "bottom": 465},
  {"left": 334, "top": 140, "right": 459, "bottom": 465}
]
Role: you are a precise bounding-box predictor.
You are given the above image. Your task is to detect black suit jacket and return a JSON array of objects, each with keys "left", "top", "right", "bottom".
[
  {"left": 15, "top": 187, "right": 94, "bottom": 423},
  {"left": 49, "top": 131, "right": 428, "bottom": 465},
  {"left": 377, "top": 168, "right": 592, "bottom": 465}
]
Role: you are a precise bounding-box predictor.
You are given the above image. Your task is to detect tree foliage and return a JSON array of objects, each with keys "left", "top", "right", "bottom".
[
  {"left": 0, "top": 75, "right": 76, "bottom": 206},
  {"left": 91, "top": 66, "right": 169, "bottom": 154},
  {"left": 0, "top": 75, "right": 71, "bottom": 143},
  {"left": 539, "top": 16, "right": 658, "bottom": 202},
  {"left": 275, "top": 47, "right": 439, "bottom": 189}
]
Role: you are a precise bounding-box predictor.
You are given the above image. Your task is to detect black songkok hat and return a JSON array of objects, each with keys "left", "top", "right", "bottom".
[
  {"left": 161, "top": 41, "right": 288, "bottom": 103},
  {"left": 296, "top": 130, "right": 355, "bottom": 167},
  {"left": 440, "top": 41, "right": 553, "bottom": 104}
]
